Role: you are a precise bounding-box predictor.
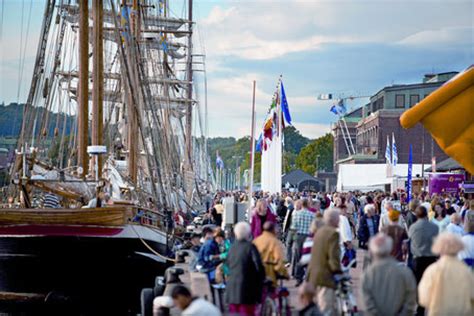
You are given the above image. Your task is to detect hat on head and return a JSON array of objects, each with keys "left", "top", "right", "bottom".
[{"left": 388, "top": 209, "right": 400, "bottom": 222}]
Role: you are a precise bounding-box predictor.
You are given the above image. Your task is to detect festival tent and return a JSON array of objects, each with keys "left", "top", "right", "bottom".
[
  {"left": 400, "top": 65, "right": 474, "bottom": 174},
  {"left": 337, "top": 163, "right": 423, "bottom": 192}
]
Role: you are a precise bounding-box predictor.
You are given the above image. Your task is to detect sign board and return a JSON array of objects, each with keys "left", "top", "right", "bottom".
[
  {"left": 428, "top": 173, "right": 465, "bottom": 195},
  {"left": 462, "top": 181, "right": 474, "bottom": 194}
]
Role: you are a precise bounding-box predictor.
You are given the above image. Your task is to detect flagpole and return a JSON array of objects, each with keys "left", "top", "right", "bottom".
[{"left": 248, "top": 80, "right": 257, "bottom": 207}]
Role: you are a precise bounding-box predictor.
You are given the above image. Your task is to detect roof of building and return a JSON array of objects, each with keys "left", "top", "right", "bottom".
[
  {"left": 426, "top": 157, "right": 463, "bottom": 172},
  {"left": 282, "top": 169, "right": 321, "bottom": 186}
]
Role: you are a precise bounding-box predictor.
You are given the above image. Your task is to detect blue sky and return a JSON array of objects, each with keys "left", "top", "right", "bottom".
[{"left": 1, "top": 0, "right": 473, "bottom": 139}]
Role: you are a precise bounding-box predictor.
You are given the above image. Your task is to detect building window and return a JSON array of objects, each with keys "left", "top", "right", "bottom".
[
  {"left": 424, "top": 94, "right": 429, "bottom": 99},
  {"left": 395, "top": 94, "right": 405, "bottom": 108},
  {"left": 410, "top": 94, "right": 420, "bottom": 107}
]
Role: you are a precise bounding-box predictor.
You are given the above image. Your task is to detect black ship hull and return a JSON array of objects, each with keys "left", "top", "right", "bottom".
[{"left": 0, "top": 225, "right": 172, "bottom": 315}]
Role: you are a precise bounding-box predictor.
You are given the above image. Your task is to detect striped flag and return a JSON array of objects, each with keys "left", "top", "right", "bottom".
[
  {"left": 392, "top": 133, "right": 398, "bottom": 166},
  {"left": 385, "top": 135, "right": 391, "bottom": 164}
]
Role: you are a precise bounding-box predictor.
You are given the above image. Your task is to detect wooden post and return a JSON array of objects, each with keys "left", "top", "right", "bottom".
[
  {"left": 78, "top": 0, "right": 89, "bottom": 177},
  {"left": 248, "top": 80, "right": 256, "bottom": 205},
  {"left": 92, "top": 0, "right": 104, "bottom": 177}
]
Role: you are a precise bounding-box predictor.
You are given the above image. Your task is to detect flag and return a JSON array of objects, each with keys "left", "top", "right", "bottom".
[
  {"left": 336, "top": 99, "right": 347, "bottom": 115},
  {"left": 407, "top": 144, "right": 413, "bottom": 203},
  {"left": 385, "top": 135, "right": 391, "bottom": 164},
  {"left": 329, "top": 99, "right": 346, "bottom": 116},
  {"left": 256, "top": 133, "right": 263, "bottom": 152},
  {"left": 216, "top": 151, "right": 224, "bottom": 169},
  {"left": 280, "top": 81, "right": 292, "bottom": 125},
  {"left": 392, "top": 133, "right": 398, "bottom": 167}
]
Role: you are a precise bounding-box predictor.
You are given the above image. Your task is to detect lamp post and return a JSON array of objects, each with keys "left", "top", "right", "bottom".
[{"left": 316, "top": 155, "right": 321, "bottom": 173}]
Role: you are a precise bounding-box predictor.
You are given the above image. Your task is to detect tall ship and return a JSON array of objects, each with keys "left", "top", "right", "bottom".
[{"left": 0, "top": 0, "right": 210, "bottom": 314}]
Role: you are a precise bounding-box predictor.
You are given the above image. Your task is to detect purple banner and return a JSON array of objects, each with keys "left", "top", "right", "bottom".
[{"left": 428, "top": 173, "right": 465, "bottom": 195}]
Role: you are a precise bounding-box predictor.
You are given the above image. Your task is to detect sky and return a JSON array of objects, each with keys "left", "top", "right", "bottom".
[{"left": 1, "top": 0, "right": 473, "bottom": 139}]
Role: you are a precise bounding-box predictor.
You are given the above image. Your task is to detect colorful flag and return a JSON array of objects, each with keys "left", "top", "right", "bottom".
[
  {"left": 385, "top": 135, "right": 391, "bottom": 164},
  {"left": 280, "top": 81, "right": 292, "bottom": 125},
  {"left": 392, "top": 133, "right": 398, "bottom": 167},
  {"left": 407, "top": 144, "right": 413, "bottom": 203}
]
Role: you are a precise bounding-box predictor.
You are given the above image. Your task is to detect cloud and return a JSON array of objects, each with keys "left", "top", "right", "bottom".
[
  {"left": 199, "top": 0, "right": 473, "bottom": 61},
  {"left": 291, "top": 122, "right": 331, "bottom": 140},
  {"left": 396, "top": 26, "right": 473, "bottom": 47}
]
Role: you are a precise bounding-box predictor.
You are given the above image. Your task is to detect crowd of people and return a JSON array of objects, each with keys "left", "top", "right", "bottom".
[{"left": 170, "top": 189, "right": 474, "bottom": 316}]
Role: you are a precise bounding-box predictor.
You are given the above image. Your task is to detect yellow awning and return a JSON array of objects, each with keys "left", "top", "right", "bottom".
[{"left": 400, "top": 66, "right": 474, "bottom": 174}]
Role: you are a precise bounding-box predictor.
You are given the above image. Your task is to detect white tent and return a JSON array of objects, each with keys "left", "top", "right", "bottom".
[{"left": 337, "top": 163, "right": 423, "bottom": 192}]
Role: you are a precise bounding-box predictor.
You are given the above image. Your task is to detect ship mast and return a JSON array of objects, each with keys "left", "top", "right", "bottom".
[
  {"left": 92, "top": 0, "right": 104, "bottom": 177},
  {"left": 127, "top": 0, "right": 139, "bottom": 185},
  {"left": 77, "top": 0, "right": 89, "bottom": 177},
  {"left": 185, "top": 0, "right": 193, "bottom": 169}
]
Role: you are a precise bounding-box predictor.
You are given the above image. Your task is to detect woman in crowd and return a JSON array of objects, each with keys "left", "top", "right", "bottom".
[
  {"left": 431, "top": 203, "right": 450, "bottom": 233},
  {"left": 380, "top": 209, "right": 408, "bottom": 262},
  {"left": 357, "top": 204, "right": 380, "bottom": 250},
  {"left": 418, "top": 233, "right": 474, "bottom": 316},
  {"left": 226, "top": 222, "right": 265, "bottom": 316}
]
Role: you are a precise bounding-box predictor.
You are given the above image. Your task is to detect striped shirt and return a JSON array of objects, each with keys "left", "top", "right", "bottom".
[
  {"left": 43, "top": 193, "right": 60, "bottom": 208},
  {"left": 290, "top": 209, "right": 314, "bottom": 236}
]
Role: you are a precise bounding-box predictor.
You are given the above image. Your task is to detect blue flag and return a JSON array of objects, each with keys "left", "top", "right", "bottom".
[
  {"left": 255, "top": 133, "right": 263, "bottom": 152},
  {"left": 407, "top": 144, "right": 413, "bottom": 203},
  {"left": 216, "top": 152, "right": 224, "bottom": 169},
  {"left": 280, "top": 82, "right": 292, "bottom": 125},
  {"left": 330, "top": 104, "right": 339, "bottom": 115}
]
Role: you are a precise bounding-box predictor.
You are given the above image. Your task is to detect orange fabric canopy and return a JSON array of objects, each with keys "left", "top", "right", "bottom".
[{"left": 400, "top": 66, "right": 474, "bottom": 174}]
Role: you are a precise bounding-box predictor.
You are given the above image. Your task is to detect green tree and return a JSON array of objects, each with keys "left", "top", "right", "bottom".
[
  {"left": 295, "top": 133, "right": 334, "bottom": 174},
  {"left": 283, "top": 125, "right": 310, "bottom": 154}
]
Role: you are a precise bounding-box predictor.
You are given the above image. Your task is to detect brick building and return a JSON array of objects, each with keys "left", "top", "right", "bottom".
[{"left": 333, "top": 72, "right": 457, "bottom": 171}]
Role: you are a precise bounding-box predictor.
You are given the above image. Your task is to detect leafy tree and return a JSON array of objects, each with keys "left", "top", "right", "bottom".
[
  {"left": 283, "top": 125, "right": 310, "bottom": 154},
  {"left": 295, "top": 133, "right": 334, "bottom": 174}
]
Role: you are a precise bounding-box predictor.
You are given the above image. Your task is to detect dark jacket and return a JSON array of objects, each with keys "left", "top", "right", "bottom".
[
  {"left": 357, "top": 214, "right": 380, "bottom": 248},
  {"left": 405, "top": 211, "right": 417, "bottom": 229},
  {"left": 307, "top": 225, "right": 341, "bottom": 289},
  {"left": 226, "top": 239, "right": 265, "bottom": 304}
]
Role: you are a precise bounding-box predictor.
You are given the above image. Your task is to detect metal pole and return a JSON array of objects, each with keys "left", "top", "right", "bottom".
[
  {"left": 248, "top": 81, "right": 257, "bottom": 205},
  {"left": 78, "top": 0, "right": 89, "bottom": 177}
]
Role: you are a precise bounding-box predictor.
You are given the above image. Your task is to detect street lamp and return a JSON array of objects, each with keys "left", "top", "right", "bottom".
[{"left": 316, "top": 155, "right": 321, "bottom": 173}]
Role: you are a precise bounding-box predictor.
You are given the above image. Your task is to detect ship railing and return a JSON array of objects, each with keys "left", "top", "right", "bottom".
[{"left": 129, "top": 205, "right": 166, "bottom": 230}]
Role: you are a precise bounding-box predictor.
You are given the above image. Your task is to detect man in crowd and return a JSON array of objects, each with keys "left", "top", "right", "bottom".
[
  {"left": 307, "top": 208, "right": 341, "bottom": 315},
  {"left": 197, "top": 227, "right": 220, "bottom": 279},
  {"left": 253, "top": 221, "right": 289, "bottom": 287},
  {"left": 250, "top": 199, "right": 277, "bottom": 238},
  {"left": 361, "top": 233, "right": 417, "bottom": 316},
  {"left": 226, "top": 222, "right": 265, "bottom": 316},
  {"left": 446, "top": 213, "right": 464, "bottom": 236},
  {"left": 408, "top": 205, "right": 439, "bottom": 316},
  {"left": 171, "top": 285, "right": 221, "bottom": 316},
  {"left": 291, "top": 198, "right": 315, "bottom": 286}
]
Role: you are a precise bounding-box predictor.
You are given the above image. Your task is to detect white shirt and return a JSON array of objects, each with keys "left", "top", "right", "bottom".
[
  {"left": 458, "top": 234, "right": 474, "bottom": 262},
  {"left": 445, "top": 223, "right": 464, "bottom": 236},
  {"left": 338, "top": 215, "right": 353, "bottom": 243},
  {"left": 182, "top": 298, "right": 222, "bottom": 316}
]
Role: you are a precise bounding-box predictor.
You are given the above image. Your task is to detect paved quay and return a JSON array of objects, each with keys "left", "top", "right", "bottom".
[{"left": 169, "top": 249, "right": 368, "bottom": 314}]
